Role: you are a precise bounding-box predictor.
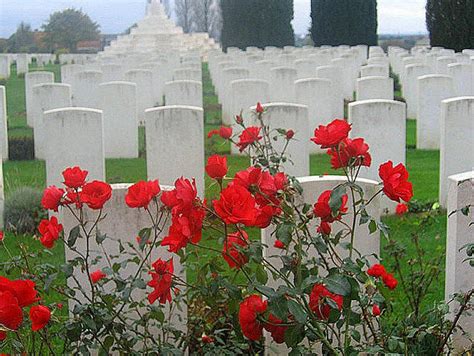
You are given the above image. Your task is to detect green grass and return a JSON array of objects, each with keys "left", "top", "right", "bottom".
[{"left": 0, "top": 62, "right": 447, "bottom": 335}]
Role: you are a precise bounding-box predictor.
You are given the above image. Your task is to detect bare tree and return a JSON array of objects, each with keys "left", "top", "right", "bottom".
[
  {"left": 192, "top": 0, "right": 222, "bottom": 40},
  {"left": 162, "top": 0, "right": 172, "bottom": 18},
  {"left": 175, "top": 0, "right": 193, "bottom": 33}
]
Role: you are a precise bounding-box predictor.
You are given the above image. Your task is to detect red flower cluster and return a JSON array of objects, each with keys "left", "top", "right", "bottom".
[
  {"left": 309, "top": 284, "right": 344, "bottom": 320},
  {"left": 125, "top": 180, "right": 160, "bottom": 209},
  {"left": 0, "top": 276, "right": 50, "bottom": 336},
  {"left": 213, "top": 167, "right": 287, "bottom": 229},
  {"left": 38, "top": 216, "right": 63, "bottom": 249},
  {"left": 222, "top": 231, "right": 249, "bottom": 269},
  {"left": 148, "top": 258, "right": 173, "bottom": 305},
  {"left": 327, "top": 138, "right": 372, "bottom": 169},
  {"left": 90, "top": 270, "right": 106, "bottom": 284},
  {"left": 367, "top": 264, "right": 398, "bottom": 290},
  {"left": 313, "top": 190, "right": 348, "bottom": 235},
  {"left": 396, "top": 203, "right": 409, "bottom": 216},
  {"left": 238, "top": 295, "right": 288, "bottom": 344},
  {"left": 207, "top": 126, "right": 233, "bottom": 140},
  {"left": 311, "top": 119, "right": 351, "bottom": 149},
  {"left": 379, "top": 161, "right": 413, "bottom": 203},
  {"left": 205, "top": 155, "right": 228, "bottom": 180},
  {"left": 161, "top": 178, "right": 206, "bottom": 253},
  {"left": 41, "top": 167, "right": 112, "bottom": 212},
  {"left": 237, "top": 127, "right": 262, "bottom": 152}
]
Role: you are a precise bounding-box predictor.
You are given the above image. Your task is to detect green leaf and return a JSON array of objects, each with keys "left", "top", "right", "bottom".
[
  {"left": 138, "top": 227, "right": 152, "bottom": 250},
  {"left": 68, "top": 225, "right": 81, "bottom": 247},
  {"left": 276, "top": 223, "right": 293, "bottom": 245},
  {"left": 95, "top": 229, "right": 107, "bottom": 244},
  {"left": 368, "top": 220, "right": 377, "bottom": 234},
  {"left": 329, "top": 185, "right": 347, "bottom": 213},
  {"left": 255, "top": 265, "right": 268, "bottom": 284},
  {"left": 287, "top": 300, "right": 307, "bottom": 324},
  {"left": 325, "top": 274, "right": 351, "bottom": 296},
  {"left": 268, "top": 295, "right": 288, "bottom": 320},
  {"left": 284, "top": 324, "right": 305, "bottom": 347}
]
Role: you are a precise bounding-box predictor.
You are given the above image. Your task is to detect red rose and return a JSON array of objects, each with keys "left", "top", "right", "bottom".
[
  {"left": 252, "top": 204, "right": 277, "bottom": 228},
  {"left": 233, "top": 167, "right": 277, "bottom": 198},
  {"left": 222, "top": 231, "right": 249, "bottom": 269},
  {"left": 327, "top": 137, "right": 371, "bottom": 169},
  {"left": 382, "top": 273, "right": 398, "bottom": 290},
  {"left": 0, "top": 291, "right": 23, "bottom": 331},
  {"left": 256, "top": 102, "right": 264, "bottom": 114},
  {"left": 148, "top": 258, "right": 173, "bottom": 304},
  {"left": 205, "top": 155, "right": 228, "bottom": 180},
  {"left": 237, "top": 127, "right": 262, "bottom": 152},
  {"left": 161, "top": 207, "right": 205, "bottom": 252},
  {"left": 62, "top": 166, "right": 88, "bottom": 189},
  {"left": 286, "top": 130, "right": 295, "bottom": 140},
  {"left": 317, "top": 222, "right": 332, "bottom": 235},
  {"left": 239, "top": 295, "right": 267, "bottom": 341},
  {"left": 309, "top": 283, "right": 344, "bottom": 320},
  {"left": 29, "top": 305, "right": 51, "bottom": 332},
  {"left": 161, "top": 178, "right": 199, "bottom": 213},
  {"left": 213, "top": 185, "right": 257, "bottom": 226},
  {"left": 311, "top": 119, "right": 351, "bottom": 149},
  {"left": 0, "top": 277, "right": 39, "bottom": 308},
  {"left": 90, "top": 270, "right": 106, "bottom": 284},
  {"left": 264, "top": 314, "right": 287, "bottom": 344},
  {"left": 80, "top": 181, "right": 112, "bottom": 210},
  {"left": 379, "top": 161, "right": 413, "bottom": 203},
  {"left": 367, "top": 264, "right": 386, "bottom": 278},
  {"left": 125, "top": 180, "right": 161, "bottom": 209},
  {"left": 313, "top": 190, "right": 348, "bottom": 223},
  {"left": 207, "top": 126, "right": 233, "bottom": 139},
  {"left": 41, "top": 186, "right": 64, "bottom": 212},
  {"left": 274, "top": 240, "right": 286, "bottom": 249},
  {"left": 372, "top": 304, "right": 381, "bottom": 316},
  {"left": 201, "top": 334, "right": 215, "bottom": 344},
  {"left": 0, "top": 231, "right": 4, "bottom": 242},
  {"left": 396, "top": 203, "right": 409, "bottom": 216},
  {"left": 0, "top": 330, "right": 6, "bottom": 341},
  {"left": 274, "top": 172, "right": 288, "bottom": 191},
  {"left": 38, "top": 217, "right": 63, "bottom": 249}
]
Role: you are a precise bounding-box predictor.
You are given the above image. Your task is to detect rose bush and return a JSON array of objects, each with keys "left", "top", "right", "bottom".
[{"left": 0, "top": 104, "right": 472, "bottom": 355}]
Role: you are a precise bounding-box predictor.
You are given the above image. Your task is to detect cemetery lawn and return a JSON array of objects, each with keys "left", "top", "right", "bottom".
[{"left": 0, "top": 63, "right": 445, "bottom": 323}]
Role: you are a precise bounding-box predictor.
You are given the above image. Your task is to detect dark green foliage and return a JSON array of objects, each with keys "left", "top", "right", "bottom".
[
  {"left": 4, "top": 187, "right": 46, "bottom": 234},
  {"left": 42, "top": 8, "right": 100, "bottom": 52},
  {"left": 221, "top": 0, "right": 295, "bottom": 50},
  {"left": 9, "top": 137, "right": 35, "bottom": 161},
  {"left": 426, "top": 0, "right": 474, "bottom": 52},
  {"left": 7, "top": 22, "right": 36, "bottom": 53},
  {"left": 311, "top": 0, "right": 378, "bottom": 46}
]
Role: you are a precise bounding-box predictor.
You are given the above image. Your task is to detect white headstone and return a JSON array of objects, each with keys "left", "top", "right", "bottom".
[
  {"left": 145, "top": 106, "right": 205, "bottom": 196},
  {"left": 25, "top": 71, "right": 55, "bottom": 126},
  {"left": 360, "top": 65, "right": 389, "bottom": 78},
  {"left": 294, "top": 59, "right": 317, "bottom": 79},
  {"left": 251, "top": 103, "right": 309, "bottom": 177},
  {"left": 16, "top": 54, "right": 28, "bottom": 75},
  {"left": 439, "top": 97, "right": 474, "bottom": 207},
  {"left": 0, "top": 86, "right": 8, "bottom": 161},
  {"left": 404, "top": 64, "right": 430, "bottom": 118},
  {"left": 99, "top": 82, "right": 139, "bottom": 159},
  {"left": 43, "top": 108, "right": 105, "bottom": 187},
  {"left": 447, "top": 63, "right": 473, "bottom": 96},
  {"left": 61, "top": 64, "right": 84, "bottom": 86},
  {"left": 269, "top": 67, "right": 297, "bottom": 102},
  {"left": 445, "top": 171, "right": 474, "bottom": 351},
  {"left": 73, "top": 70, "right": 103, "bottom": 109},
  {"left": 316, "top": 65, "right": 344, "bottom": 118},
  {"left": 173, "top": 68, "right": 201, "bottom": 82},
  {"left": 356, "top": 76, "right": 394, "bottom": 101},
  {"left": 125, "top": 69, "right": 155, "bottom": 123},
  {"left": 0, "top": 56, "right": 10, "bottom": 79},
  {"left": 416, "top": 75, "right": 454, "bottom": 150},
  {"left": 32, "top": 83, "right": 72, "bottom": 159},
  {"left": 164, "top": 80, "right": 203, "bottom": 108}
]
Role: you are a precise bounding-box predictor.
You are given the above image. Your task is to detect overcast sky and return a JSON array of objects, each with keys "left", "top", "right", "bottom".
[{"left": 0, "top": 0, "right": 428, "bottom": 38}]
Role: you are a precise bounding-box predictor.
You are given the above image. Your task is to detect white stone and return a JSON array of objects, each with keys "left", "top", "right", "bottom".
[
  {"left": 73, "top": 70, "right": 103, "bottom": 109},
  {"left": 16, "top": 54, "right": 28, "bottom": 75},
  {"left": 229, "top": 79, "right": 270, "bottom": 155},
  {"left": 32, "top": 83, "right": 72, "bottom": 159},
  {"left": 436, "top": 56, "right": 456, "bottom": 74},
  {"left": 61, "top": 64, "right": 84, "bottom": 87},
  {"left": 125, "top": 69, "right": 155, "bottom": 123},
  {"left": 360, "top": 65, "right": 389, "bottom": 78},
  {"left": 25, "top": 71, "right": 54, "bottom": 127},
  {"left": 269, "top": 67, "right": 297, "bottom": 102},
  {"left": 164, "top": 80, "right": 203, "bottom": 108},
  {"left": 173, "top": 68, "right": 201, "bottom": 82},
  {"left": 295, "top": 78, "right": 333, "bottom": 153},
  {"left": 439, "top": 97, "right": 474, "bottom": 207},
  {"left": 332, "top": 57, "right": 353, "bottom": 100},
  {"left": 145, "top": 106, "right": 205, "bottom": 196},
  {"left": 356, "top": 76, "right": 394, "bottom": 101},
  {"left": 445, "top": 171, "right": 474, "bottom": 351},
  {"left": 221, "top": 68, "right": 250, "bottom": 124},
  {"left": 60, "top": 183, "right": 187, "bottom": 340},
  {"left": 0, "top": 86, "right": 8, "bottom": 161},
  {"left": 0, "top": 56, "right": 10, "bottom": 79},
  {"left": 99, "top": 82, "right": 139, "bottom": 159},
  {"left": 251, "top": 103, "right": 309, "bottom": 177},
  {"left": 404, "top": 64, "right": 430, "bottom": 118},
  {"left": 101, "top": 64, "right": 123, "bottom": 82},
  {"left": 316, "top": 65, "right": 344, "bottom": 118},
  {"left": 447, "top": 63, "right": 473, "bottom": 96},
  {"left": 416, "top": 75, "right": 454, "bottom": 150},
  {"left": 349, "top": 100, "right": 406, "bottom": 184},
  {"left": 263, "top": 175, "right": 381, "bottom": 355},
  {"left": 294, "top": 59, "right": 317, "bottom": 79},
  {"left": 43, "top": 108, "right": 105, "bottom": 187}
]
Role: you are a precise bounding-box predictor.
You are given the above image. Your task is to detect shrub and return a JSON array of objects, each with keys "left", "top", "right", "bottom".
[
  {"left": 4, "top": 187, "right": 46, "bottom": 234},
  {"left": 9, "top": 136, "right": 35, "bottom": 161}
]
